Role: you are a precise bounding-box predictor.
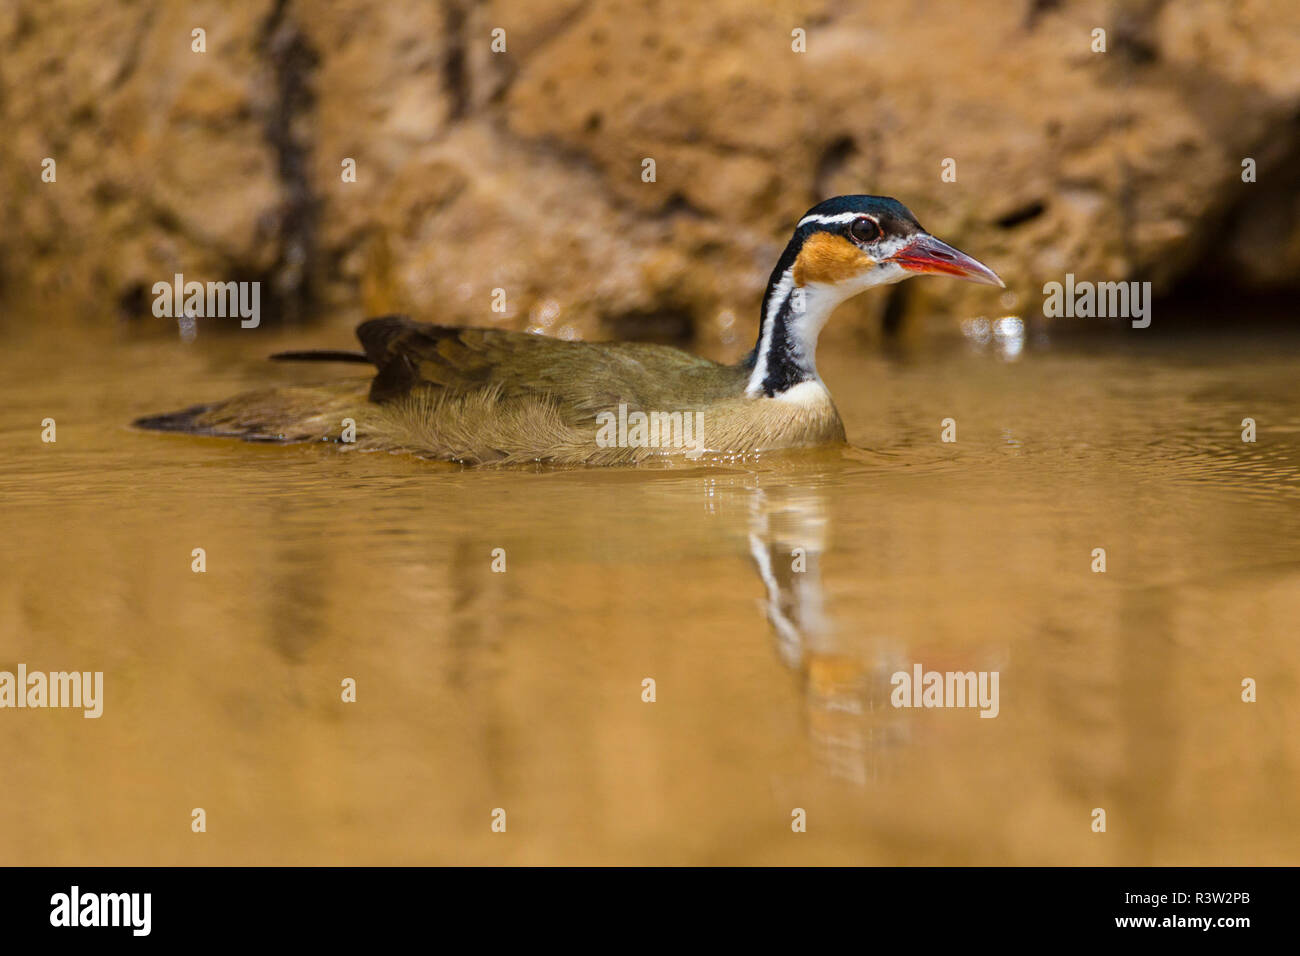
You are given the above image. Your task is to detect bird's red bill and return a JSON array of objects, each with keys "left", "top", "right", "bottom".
[{"left": 891, "top": 235, "right": 1004, "bottom": 287}]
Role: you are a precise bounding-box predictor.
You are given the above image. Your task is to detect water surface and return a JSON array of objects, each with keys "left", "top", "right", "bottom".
[{"left": 2, "top": 319, "right": 1298, "bottom": 864}]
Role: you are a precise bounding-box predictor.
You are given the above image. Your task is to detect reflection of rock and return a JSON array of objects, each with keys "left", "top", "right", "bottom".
[
  {"left": 747, "top": 484, "right": 905, "bottom": 785},
  {"left": 4, "top": 2, "right": 1300, "bottom": 337}
]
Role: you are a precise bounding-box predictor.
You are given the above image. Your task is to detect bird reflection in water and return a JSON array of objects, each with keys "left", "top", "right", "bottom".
[{"left": 747, "top": 483, "right": 907, "bottom": 785}]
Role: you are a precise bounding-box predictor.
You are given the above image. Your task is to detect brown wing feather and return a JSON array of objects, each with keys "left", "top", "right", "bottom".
[{"left": 355, "top": 315, "right": 745, "bottom": 411}]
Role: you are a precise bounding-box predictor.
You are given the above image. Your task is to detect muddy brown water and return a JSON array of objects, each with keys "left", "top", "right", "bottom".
[{"left": 2, "top": 319, "right": 1298, "bottom": 864}]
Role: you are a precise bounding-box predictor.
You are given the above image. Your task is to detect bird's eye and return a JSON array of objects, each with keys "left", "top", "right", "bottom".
[{"left": 849, "top": 217, "right": 881, "bottom": 244}]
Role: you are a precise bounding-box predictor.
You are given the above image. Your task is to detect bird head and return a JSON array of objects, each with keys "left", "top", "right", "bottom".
[
  {"left": 786, "top": 195, "right": 1003, "bottom": 296},
  {"left": 746, "top": 196, "right": 1004, "bottom": 398}
]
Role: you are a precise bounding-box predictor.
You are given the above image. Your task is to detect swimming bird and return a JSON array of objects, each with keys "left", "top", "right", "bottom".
[{"left": 135, "top": 195, "right": 1002, "bottom": 465}]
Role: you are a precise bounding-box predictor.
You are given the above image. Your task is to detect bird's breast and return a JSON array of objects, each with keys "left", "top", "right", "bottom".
[{"left": 701, "top": 380, "right": 845, "bottom": 453}]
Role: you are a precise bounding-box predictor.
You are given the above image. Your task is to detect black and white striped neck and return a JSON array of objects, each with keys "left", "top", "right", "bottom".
[{"left": 744, "top": 270, "right": 842, "bottom": 399}]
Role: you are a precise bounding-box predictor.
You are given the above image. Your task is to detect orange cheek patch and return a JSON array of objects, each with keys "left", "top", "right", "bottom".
[{"left": 792, "top": 233, "right": 874, "bottom": 286}]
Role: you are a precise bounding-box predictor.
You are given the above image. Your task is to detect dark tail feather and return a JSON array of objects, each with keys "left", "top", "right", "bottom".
[
  {"left": 133, "top": 403, "right": 219, "bottom": 434},
  {"left": 270, "top": 349, "right": 372, "bottom": 364}
]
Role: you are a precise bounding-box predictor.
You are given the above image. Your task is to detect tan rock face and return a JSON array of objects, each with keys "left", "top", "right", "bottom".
[{"left": 2, "top": 0, "right": 1299, "bottom": 348}]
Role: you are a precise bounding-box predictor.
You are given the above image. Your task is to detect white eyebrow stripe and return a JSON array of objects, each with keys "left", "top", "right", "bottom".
[{"left": 796, "top": 211, "right": 862, "bottom": 228}]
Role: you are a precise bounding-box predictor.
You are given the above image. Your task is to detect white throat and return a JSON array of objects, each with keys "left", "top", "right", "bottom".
[
  {"left": 746, "top": 266, "right": 902, "bottom": 398},
  {"left": 745, "top": 273, "right": 838, "bottom": 397}
]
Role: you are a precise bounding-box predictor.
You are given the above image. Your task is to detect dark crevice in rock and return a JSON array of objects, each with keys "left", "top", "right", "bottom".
[
  {"left": 661, "top": 192, "right": 708, "bottom": 219},
  {"left": 996, "top": 201, "right": 1047, "bottom": 229},
  {"left": 815, "top": 135, "right": 858, "bottom": 199},
  {"left": 110, "top": 7, "right": 155, "bottom": 90},
  {"left": 441, "top": 0, "right": 469, "bottom": 120},
  {"left": 1023, "top": 0, "right": 1064, "bottom": 31},
  {"left": 257, "top": 0, "right": 321, "bottom": 325},
  {"left": 1113, "top": 0, "right": 1165, "bottom": 66},
  {"left": 525, "top": 0, "right": 595, "bottom": 58},
  {"left": 10, "top": 9, "right": 36, "bottom": 43},
  {"left": 1157, "top": 116, "right": 1300, "bottom": 303},
  {"left": 117, "top": 281, "right": 149, "bottom": 321},
  {"left": 1113, "top": 31, "right": 1159, "bottom": 66}
]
